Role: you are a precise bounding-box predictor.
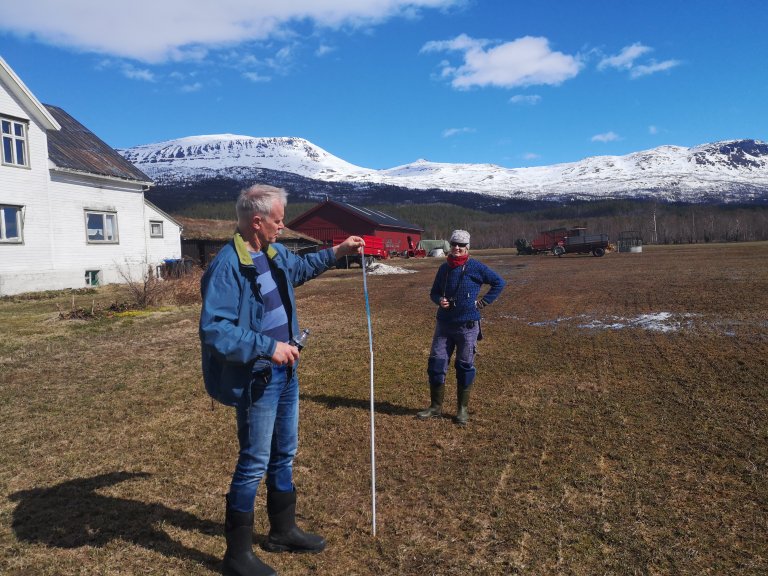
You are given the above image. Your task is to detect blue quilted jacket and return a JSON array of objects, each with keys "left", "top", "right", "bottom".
[{"left": 199, "top": 233, "right": 336, "bottom": 405}]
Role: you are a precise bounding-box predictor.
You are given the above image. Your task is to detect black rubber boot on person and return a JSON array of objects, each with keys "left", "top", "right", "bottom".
[
  {"left": 264, "top": 489, "right": 326, "bottom": 554},
  {"left": 416, "top": 383, "right": 445, "bottom": 419},
  {"left": 222, "top": 500, "right": 276, "bottom": 576},
  {"left": 454, "top": 387, "right": 471, "bottom": 426}
]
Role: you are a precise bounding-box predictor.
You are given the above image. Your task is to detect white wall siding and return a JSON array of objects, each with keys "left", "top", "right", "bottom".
[
  {"left": 0, "top": 87, "right": 56, "bottom": 295},
  {"left": 144, "top": 201, "right": 182, "bottom": 268},
  {"left": 47, "top": 172, "right": 151, "bottom": 287}
]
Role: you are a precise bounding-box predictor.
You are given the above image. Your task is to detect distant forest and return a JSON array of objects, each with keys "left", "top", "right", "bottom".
[{"left": 169, "top": 197, "right": 768, "bottom": 248}]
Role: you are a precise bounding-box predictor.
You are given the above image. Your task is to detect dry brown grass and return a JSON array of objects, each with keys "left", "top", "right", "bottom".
[{"left": 1, "top": 243, "right": 766, "bottom": 575}]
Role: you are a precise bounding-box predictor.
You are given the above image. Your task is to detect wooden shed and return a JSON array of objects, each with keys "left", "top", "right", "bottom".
[
  {"left": 176, "top": 217, "right": 323, "bottom": 267},
  {"left": 286, "top": 199, "right": 423, "bottom": 255}
]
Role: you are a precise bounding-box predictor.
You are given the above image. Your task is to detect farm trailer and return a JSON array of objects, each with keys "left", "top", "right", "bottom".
[
  {"left": 517, "top": 227, "right": 610, "bottom": 257},
  {"left": 333, "top": 235, "right": 390, "bottom": 268}
]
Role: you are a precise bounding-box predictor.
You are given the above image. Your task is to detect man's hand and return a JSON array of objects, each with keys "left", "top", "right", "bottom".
[
  {"left": 271, "top": 341, "right": 300, "bottom": 366},
  {"left": 333, "top": 236, "right": 365, "bottom": 258}
]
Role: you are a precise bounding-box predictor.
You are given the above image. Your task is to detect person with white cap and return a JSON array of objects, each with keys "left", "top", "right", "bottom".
[{"left": 417, "top": 230, "right": 506, "bottom": 425}]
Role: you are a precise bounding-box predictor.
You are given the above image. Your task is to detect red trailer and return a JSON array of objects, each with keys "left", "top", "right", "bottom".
[
  {"left": 332, "top": 235, "right": 389, "bottom": 268},
  {"left": 517, "top": 227, "right": 609, "bottom": 257},
  {"left": 516, "top": 228, "right": 567, "bottom": 255},
  {"left": 531, "top": 228, "right": 568, "bottom": 253}
]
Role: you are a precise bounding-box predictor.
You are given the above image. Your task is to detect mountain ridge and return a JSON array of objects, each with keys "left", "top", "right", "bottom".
[{"left": 119, "top": 135, "right": 768, "bottom": 205}]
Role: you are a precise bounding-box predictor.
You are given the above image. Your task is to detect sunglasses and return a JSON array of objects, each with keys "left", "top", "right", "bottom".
[{"left": 450, "top": 242, "right": 468, "bottom": 248}]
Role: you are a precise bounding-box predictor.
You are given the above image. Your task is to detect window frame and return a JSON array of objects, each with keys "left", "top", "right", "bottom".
[
  {"left": 149, "top": 220, "right": 164, "bottom": 238},
  {"left": 0, "top": 204, "right": 23, "bottom": 243},
  {"left": 84, "top": 210, "right": 119, "bottom": 244},
  {"left": 1, "top": 116, "right": 30, "bottom": 168},
  {"left": 85, "top": 270, "right": 101, "bottom": 286}
]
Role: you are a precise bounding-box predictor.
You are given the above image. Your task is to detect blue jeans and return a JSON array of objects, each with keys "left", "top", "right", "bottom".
[
  {"left": 228, "top": 364, "right": 298, "bottom": 512},
  {"left": 427, "top": 320, "right": 480, "bottom": 389}
]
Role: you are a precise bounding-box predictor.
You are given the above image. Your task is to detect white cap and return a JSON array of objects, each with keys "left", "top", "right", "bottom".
[{"left": 450, "top": 229, "right": 470, "bottom": 245}]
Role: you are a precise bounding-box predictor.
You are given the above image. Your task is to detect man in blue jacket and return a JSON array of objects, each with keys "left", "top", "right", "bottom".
[
  {"left": 417, "top": 229, "right": 505, "bottom": 426},
  {"left": 200, "top": 184, "right": 364, "bottom": 576}
]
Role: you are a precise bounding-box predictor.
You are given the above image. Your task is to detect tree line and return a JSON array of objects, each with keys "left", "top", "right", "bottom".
[{"left": 172, "top": 199, "right": 768, "bottom": 249}]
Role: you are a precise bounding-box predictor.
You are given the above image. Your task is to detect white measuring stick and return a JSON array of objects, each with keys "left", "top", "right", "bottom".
[{"left": 361, "top": 253, "right": 377, "bottom": 537}]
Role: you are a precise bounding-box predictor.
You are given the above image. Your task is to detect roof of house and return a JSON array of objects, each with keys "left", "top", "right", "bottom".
[
  {"left": 175, "top": 216, "right": 322, "bottom": 244},
  {"left": 145, "top": 199, "right": 182, "bottom": 228},
  {"left": 288, "top": 199, "right": 423, "bottom": 232},
  {"left": 44, "top": 105, "right": 152, "bottom": 184},
  {"left": 0, "top": 56, "right": 59, "bottom": 130}
]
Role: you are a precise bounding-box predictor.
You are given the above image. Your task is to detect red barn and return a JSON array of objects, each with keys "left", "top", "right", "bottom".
[{"left": 287, "top": 200, "right": 423, "bottom": 255}]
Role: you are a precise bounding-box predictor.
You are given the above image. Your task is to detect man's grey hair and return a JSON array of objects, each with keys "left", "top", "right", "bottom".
[{"left": 236, "top": 184, "right": 288, "bottom": 223}]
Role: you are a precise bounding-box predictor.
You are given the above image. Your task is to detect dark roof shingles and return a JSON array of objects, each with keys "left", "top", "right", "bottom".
[
  {"left": 331, "top": 200, "right": 422, "bottom": 231},
  {"left": 44, "top": 105, "right": 151, "bottom": 183}
]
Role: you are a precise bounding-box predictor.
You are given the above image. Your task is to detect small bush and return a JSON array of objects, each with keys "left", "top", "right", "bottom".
[
  {"left": 118, "top": 264, "right": 171, "bottom": 309},
  {"left": 163, "top": 265, "right": 203, "bottom": 305}
]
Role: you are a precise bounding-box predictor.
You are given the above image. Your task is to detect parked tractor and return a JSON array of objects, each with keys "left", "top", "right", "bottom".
[{"left": 516, "top": 227, "right": 610, "bottom": 257}]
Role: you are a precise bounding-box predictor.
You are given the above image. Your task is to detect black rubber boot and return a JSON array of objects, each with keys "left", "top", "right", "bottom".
[
  {"left": 454, "top": 387, "right": 472, "bottom": 426},
  {"left": 264, "top": 489, "right": 326, "bottom": 554},
  {"left": 416, "top": 383, "right": 445, "bottom": 419},
  {"left": 222, "top": 502, "right": 276, "bottom": 576}
]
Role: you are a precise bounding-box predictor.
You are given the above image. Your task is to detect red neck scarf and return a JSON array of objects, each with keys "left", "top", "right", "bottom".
[{"left": 447, "top": 253, "right": 469, "bottom": 268}]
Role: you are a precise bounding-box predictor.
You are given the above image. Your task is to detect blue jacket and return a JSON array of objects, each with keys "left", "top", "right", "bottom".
[
  {"left": 199, "top": 233, "right": 336, "bottom": 405},
  {"left": 430, "top": 258, "right": 505, "bottom": 324}
]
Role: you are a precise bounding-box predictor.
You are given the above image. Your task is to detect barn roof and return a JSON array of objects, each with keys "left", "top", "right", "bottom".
[
  {"left": 289, "top": 199, "right": 423, "bottom": 232},
  {"left": 44, "top": 104, "right": 152, "bottom": 184}
]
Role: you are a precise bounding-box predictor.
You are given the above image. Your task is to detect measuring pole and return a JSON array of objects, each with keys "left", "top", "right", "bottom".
[{"left": 361, "top": 251, "right": 377, "bottom": 537}]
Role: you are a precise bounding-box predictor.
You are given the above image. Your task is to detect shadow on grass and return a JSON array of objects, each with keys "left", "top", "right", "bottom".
[
  {"left": 301, "top": 392, "right": 415, "bottom": 416},
  {"left": 9, "top": 471, "right": 220, "bottom": 569}
]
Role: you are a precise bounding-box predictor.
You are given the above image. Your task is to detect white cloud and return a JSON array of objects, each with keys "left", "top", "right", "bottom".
[
  {"left": 422, "top": 34, "right": 582, "bottom": 89},
  {"left": 523, "top": 152, "right": 540, "bottom": 160},
  {"left": 121, "top": 65, "right": 155, "bottom": 82},
  {"left": 648, "top": 125, "right": 658, "bottom": 135},
  {"left": 631, "top": 59, "right": 681, "bottom": 78},
  {"left": 316, "top": 44, "right": 335, "bottom": 57},
  {"left": 598, "top": 43, "right": 651, "bottom": 71},
  {"left": 180, "top": 82, "right": 203, "bottom": 93},
  {"left": 0, "top": 0, "right": 458, "bottom": 63},
  {"left": 442, "top": 127, "right": 475, "bottom": 138},
  {"left": 591, "top": 131, "right": 620, "bottom": 143},
  {"left": 599, "top": 42, "right": 680, "bottom": 78},
  {"left": 509, "top": 94, "right": 541, "bottom": 105},
  {"left": 243, "top": 72, "right": 271, "bottom": 83}
]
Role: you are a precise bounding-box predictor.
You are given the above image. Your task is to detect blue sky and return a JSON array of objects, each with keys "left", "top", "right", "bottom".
[{"left": 1, "top": 0, "right": 766, "bottom": 170}]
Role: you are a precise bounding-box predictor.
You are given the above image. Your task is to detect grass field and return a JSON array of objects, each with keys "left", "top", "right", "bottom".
[{"left": 1, "top": 243, "right": 766, "bottom": 575}]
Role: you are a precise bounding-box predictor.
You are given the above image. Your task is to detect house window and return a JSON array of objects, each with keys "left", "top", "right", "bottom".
[
  {"left": 0, "top": 205, "right": 23, "bottom": 242},
  {"left": 85, "top": 270, "right": 101, "bottom": 286},
  {"left": 1, "top": 117, "right": 29, "bottom": 167},
  {"left": 85, "top": 211, "right": 118, "bottom": 243},
  {"left": 149, "top": 220, "right": 164, "bottom": 238}
]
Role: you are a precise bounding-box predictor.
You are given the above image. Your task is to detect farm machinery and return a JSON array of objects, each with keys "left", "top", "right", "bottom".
[
  {"left": 402, "top": 235, "right": 427, "bottom": 259},
  {"left": 516, "top": 227, "right": 610, "bottom": 257},
  {"left": 333, "top": 235, "right": 390, "bottom": 268},
  {"left": 334, "top": 234, "right": 427, "bottom": 268}
]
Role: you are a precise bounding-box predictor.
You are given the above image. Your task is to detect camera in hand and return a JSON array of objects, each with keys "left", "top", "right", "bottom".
[{"left": 446, "top": 297, "right": 457, "bottom": 309}]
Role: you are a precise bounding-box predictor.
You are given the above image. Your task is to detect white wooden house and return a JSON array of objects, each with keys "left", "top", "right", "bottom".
[{"left": 0, "top": 56, "right": 181, "bottom": 296}]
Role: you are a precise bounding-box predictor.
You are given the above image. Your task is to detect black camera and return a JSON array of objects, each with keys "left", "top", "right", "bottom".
[{"left": 446, "top": 297, "right": 457, "bottom": 309}]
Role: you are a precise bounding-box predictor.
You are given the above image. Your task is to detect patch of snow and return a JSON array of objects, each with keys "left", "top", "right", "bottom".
[{"left": 365, "top": 263, "right": 416, "bottom": 275}]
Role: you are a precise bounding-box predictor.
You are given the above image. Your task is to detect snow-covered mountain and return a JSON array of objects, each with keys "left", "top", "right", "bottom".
[{"left": 120, "top": 135, "right": 768, "bottom": 203}]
